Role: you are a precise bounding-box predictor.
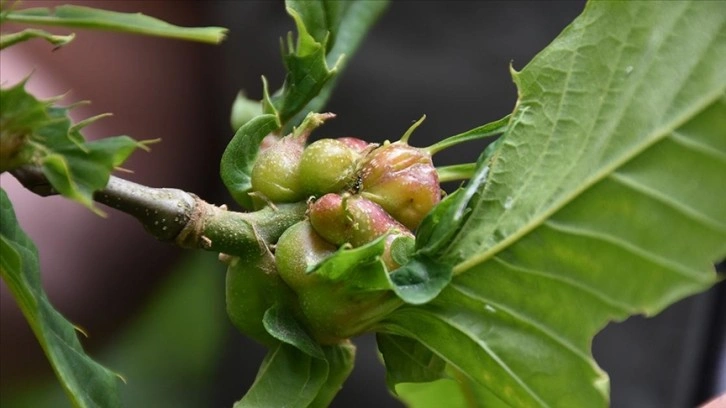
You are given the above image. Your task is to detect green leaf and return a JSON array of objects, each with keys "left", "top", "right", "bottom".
[
  {"left": 268, "top": 6, "right": 340, "bottom": 125},
  {"left": 390, "top": 235, "right": 415, "bottom": 266},
  {"left": 263, "top": 304, "right": 325, "bottom": 359},
  {"left": 425, "top": 114, "right": 510, "bottom": 155},
  {"left": 223, "top": 0, "right": 389, "bottom": 189},
  {"left": 233, "top": 342, "right": 329, "bottom": 408},
  {"left": 0, "top": 28, "right": 74, "bottom": 49},
  {"left": 376, "top": 334, "right": 446, "bottom": 392},
  {"left": 0, "top": 189, "right": 122, "bottom": 407},
  {"left": 384, "top": 2, "right": 725, "bottom": 407},
  {"left": 286, "top": 0, "right": 350, "bottom": 48},
  {"left": 311, "top": 233, "right": 389, "bottom": 291},
  {"left": 41, "top": 136, "right": 145, "bottom": 214},
  {"left": 233, "top": 340, "right": 355, "bottom": 408},
  {"left": 281, "top": 0, "right": 389, "bottom": 131},
  {"left": 388, "top": 256, "right": 452, "bottom": 305},
  {"left": 310, "top": 342, "right": 356, "bottom": 408},
  {"left": 395, "top": 367, "right": 511, "bottom": 408},
  {"left": 219, "top": 114, "right": 279, "bottom": 209},
  {"left": 0, "top": 80, "right": 148, "bottom": 214},
  {"left": 230, "top": 91, "right": 263, "bottom": 131},
  {"left": 414, "top": 158, "right": 490, "bottom": 255},
  {"left": 2, "top": 5, "right": 227, "bottom": 44}
]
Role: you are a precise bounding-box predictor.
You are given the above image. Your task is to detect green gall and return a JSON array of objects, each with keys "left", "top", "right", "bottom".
[
  {"left": 225, "top": 254, "right": 294, "bottom": 347},
  {"left": 299, "top": 139, "right": 360, "bottom": 196},
  {"left": 275, "top": 220, "right": 337, "bottom": 292},
  {"left": 250, "top": 136, "right": 306, "bottom": 202}
]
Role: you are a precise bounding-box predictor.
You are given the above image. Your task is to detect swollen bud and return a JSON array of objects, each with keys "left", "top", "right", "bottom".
[
  {"left": 307, "top": 193, "right": 350, "bottom": 246},
  {"left": 309, "top": 193, "right": 411, "bottom": 248},
  {"left": 275, "top": 220, "right": 337, "bottom": 292},
  {"left": 250, "top": 136, "right": 306, "bottom": 202},
  {"left": 359, "top": 143, "right": 441, "bottom": 230},
  {"left": 299, "top": 139, "right": 360, "bottom": 196}
]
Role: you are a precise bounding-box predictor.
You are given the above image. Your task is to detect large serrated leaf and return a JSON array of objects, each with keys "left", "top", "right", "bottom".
[
  {"left": 2, "top": 4, "right": 227, "bottom": 44},
  {"left": 384, "top": 1, "right": 725, "bottom": 407},
  {"left": 0, "top": 189, "right": 122, "bottom": 407}
]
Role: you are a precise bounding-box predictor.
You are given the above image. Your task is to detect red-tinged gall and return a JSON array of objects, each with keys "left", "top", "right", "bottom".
[{"left": 359, "top": 143, "right": 441, "bottom": 229}]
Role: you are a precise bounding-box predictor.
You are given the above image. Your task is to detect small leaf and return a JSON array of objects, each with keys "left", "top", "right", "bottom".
[
  {"left": 233, "top": 342, "right": 328, "bottom": 408},
  {"left": 0, "top": 28, "right": 75, "bottom": 49},
  {"left": 286, "top": 0, "right": 351, "bottom": 48},
  {"left": 376, "top": 333, "right": 446, "bottom": 392},
  {"left": 3, "top": 5, "right": 227, "bottom": 44},
  {"left": 311, "top": 234, "right": 390, "bottom": 292},
  {"left": 310, "top": 343, "right": 356, "bottom": 408},
  {"left": 388, "top": 256, "right": 452, "bottom": 305},
  {"left": 219, "top": 114, "right": 279, "bottom": 209},
  {"left": 41, "top": 136, "right": 146, "bottom": 215},
  {"left": 230, "top": 91, "right": 262, "bottom": 131},
  {"left": 263, "top": 304, "right": 324, "bottom": 359},
  {"left": 271, "top": 7, "right": 340, "bottom": 126},
  {"left": 425, "top": 114, "right": 510, "bottom": 155},
  {"left": 0, "top": 81, "right": 148, "bottom": 214},
  {"left": 0, "top": 189, "right": 122, "bottom": 407},
  {"left": 414, "top": 149, "right": 491, "bottom": 255},
  {"left": 281, "top": 0, "right": 390, "bottom": 130},
  {"left": 390, "top": 235, "right": 415, "bottom": 266}
]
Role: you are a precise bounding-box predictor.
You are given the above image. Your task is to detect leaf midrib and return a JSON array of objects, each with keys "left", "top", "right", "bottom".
[
  {"left": 454, "top": 3, "right": 725, "bottom": 275},
  {"left": 454, "top": 84, "right": 726, "bottom": 276}
]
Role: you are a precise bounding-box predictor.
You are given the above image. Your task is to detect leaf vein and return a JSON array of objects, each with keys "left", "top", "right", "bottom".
[
  {"left": 448, "top": 281, "right": 595, "bottom": 361},
  {"left": 543, "top": 219, "right": 708, "bottom": 282},
  {"left": 490, "top": 256, "right": 634, "bottom": 314},
  {"left": 609, "top": 171, "right": 726, "bottom": 233},
  {"left": 669, "top": 130, "right": 726, "bottom": 164},
  {"left": 425, "top": 312, "right": 552, "bottom": 408},
  {"left": 455, "top": 82, "right": 726, "bottom": 275}
]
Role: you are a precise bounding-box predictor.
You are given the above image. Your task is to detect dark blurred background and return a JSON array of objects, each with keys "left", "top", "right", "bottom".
[{"left": 0, "top": 1, "right": 723, "bottom": 407}]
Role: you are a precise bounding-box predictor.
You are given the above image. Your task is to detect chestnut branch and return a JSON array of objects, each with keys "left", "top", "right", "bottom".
[{"left": 10, "top": 166, "right": 307, "bottom": 257}]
